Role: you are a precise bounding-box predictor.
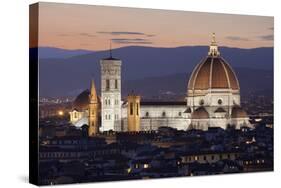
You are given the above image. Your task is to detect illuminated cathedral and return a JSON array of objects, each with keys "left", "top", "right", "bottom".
[{"left": 69, "top": 34, "right": 251, "bottom": 135}]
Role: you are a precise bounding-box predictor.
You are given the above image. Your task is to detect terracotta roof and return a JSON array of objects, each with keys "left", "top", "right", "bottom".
[
  {"left": 140, "top": 101, "right": 186, "bottom": 106},
  {"left": 184, "top": 107, "right": 192, "bottom": 113},
  {"left": 73, "top": 89, "right": 90, "bottom": 111},
  {"left": 191, "top": 107, "right": 209, "bottom": 119},
  {"left": 214, "top": 107, "right": 226, "bottom": 113},
  {"left": 231, "top": 105, "right": 248, "bottom": 118},
  {"left": 188, "top": 57, "right": 239, "bottom": 90},
  {"left": 73, "top": 89, "right": 100, "bottom": 111}
]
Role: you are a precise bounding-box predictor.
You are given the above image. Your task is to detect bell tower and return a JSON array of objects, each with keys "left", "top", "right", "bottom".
[
  {"left": 127, "top": 93, "right": 141, "bottom": 132},
  {"left": 88, "top": 79, "right": 99, "bottom": 136},
  {"left": 100, "top": 46, "right": 122, "bottom": 132}
]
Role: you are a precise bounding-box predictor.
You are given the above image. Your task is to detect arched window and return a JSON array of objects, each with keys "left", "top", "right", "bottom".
[
  {"left": 106, "top": 79, "right": 110, "bottom": 90},
  {"left": 130, "top": 102, "right": 133, "bottom": 115},
  {"left": 115, "top": 79, "right": 118, "bottom": 89},
  {"left": 145, "top": 112, "right": 149, "bottom": 117},
  {"left": 162, "top": 111, "right": 166, "bottom": 117},
  {"left": 199, "top": 99, "right": 204, "bottom": 106},
  {"left": 136, "top": 102, "right": 139, "bottom": 116},
  {"left": 178, "top": 112, "right": 182, "bottom": 116}
]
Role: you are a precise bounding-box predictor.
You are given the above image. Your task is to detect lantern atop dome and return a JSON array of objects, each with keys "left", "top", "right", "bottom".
[{"left": 208, "top": 33, "right": 220, "bottom": 57}]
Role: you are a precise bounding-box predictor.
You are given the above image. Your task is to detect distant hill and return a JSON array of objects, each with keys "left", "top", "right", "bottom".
[
  {"left": 37, "top": 46, "right": 273, "bottom": 97},
  {"left": 122, "top": 68, "right": 273, "bottom": 100},
  {"left": 37, "top": 47, "right": 93, "bottom": 59}
]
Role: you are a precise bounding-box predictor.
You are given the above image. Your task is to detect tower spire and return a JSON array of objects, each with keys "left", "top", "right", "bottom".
[
  {"left": 88, "top": 78, "right": 99, "bottom": 136},
  {"left": 208, "top": 32, "right": 220, "bottom": 56},
  {"left": 90, "top": 78, "right": 97, "bottom": 101}
]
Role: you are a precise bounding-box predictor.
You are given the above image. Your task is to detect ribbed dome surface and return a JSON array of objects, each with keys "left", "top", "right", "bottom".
[
  {"left": 188, "top": 57, "right": 239, "bottom": 90},
  {"left": 73, "top": 89, "right": 90, "bottom": 111}
]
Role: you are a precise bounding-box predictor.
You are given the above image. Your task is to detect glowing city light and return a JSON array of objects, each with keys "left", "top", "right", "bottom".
[
  {"left": 143, "top": 164, "right": 149, "bottom": 169},
  {"left": 58, "top": 110, "right": 64, "bottom": 116}
]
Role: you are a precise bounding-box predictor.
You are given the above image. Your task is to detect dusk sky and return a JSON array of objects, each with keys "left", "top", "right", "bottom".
[{"left": 35, "top": 2, "right": 274, "bottom": 51}]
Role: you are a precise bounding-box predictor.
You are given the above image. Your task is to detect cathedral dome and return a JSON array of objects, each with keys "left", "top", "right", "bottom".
[
  {"left": 188, "top": 57, "right": 239, "bottom": 90},
  {"left": 73, "top": 88, "right": 101, "bottom": 111},
  {"left": 191, "top": 107, "right": 209, "bottom": 119},
  {"left": 231, "top": 105, "right": 248, "bottom": 118},
  {"left": 187, "top": 34, "right": 239, "bottom": 92},
  {"left": 73, "top": 89, "right": 90, "bottom": 111}
]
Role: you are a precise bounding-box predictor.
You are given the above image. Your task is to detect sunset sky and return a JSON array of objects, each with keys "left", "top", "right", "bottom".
[{"left": 35, "top": 2, "right": 274, "bottom": 51}]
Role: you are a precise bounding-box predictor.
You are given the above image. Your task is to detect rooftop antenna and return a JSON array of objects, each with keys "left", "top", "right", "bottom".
[{"left": 109, "top": 39, "right": 112, "bottom": 58}]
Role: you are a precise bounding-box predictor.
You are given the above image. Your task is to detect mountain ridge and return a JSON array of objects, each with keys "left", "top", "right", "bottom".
[{"left": 35, "top": 46, "right": 273, "bottom": 97}]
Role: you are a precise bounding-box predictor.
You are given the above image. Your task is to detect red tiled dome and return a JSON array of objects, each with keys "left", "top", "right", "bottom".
[
  {"left": 188, "top": 56, "right": 240, "bottom": 91},
  {"left": 73, "top": 89, "right": 100, "bottom": 111},
  {"left": 73, "top": 90, "right": 90, "bottom": 111}
]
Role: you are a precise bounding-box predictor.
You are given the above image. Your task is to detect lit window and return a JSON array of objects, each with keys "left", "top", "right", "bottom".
[
  {"left": 194, "top": 156, "right": 198, "bottom": 161},
  {"left": 144, "top": 164, "right": 149, "bottom": 169}
]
